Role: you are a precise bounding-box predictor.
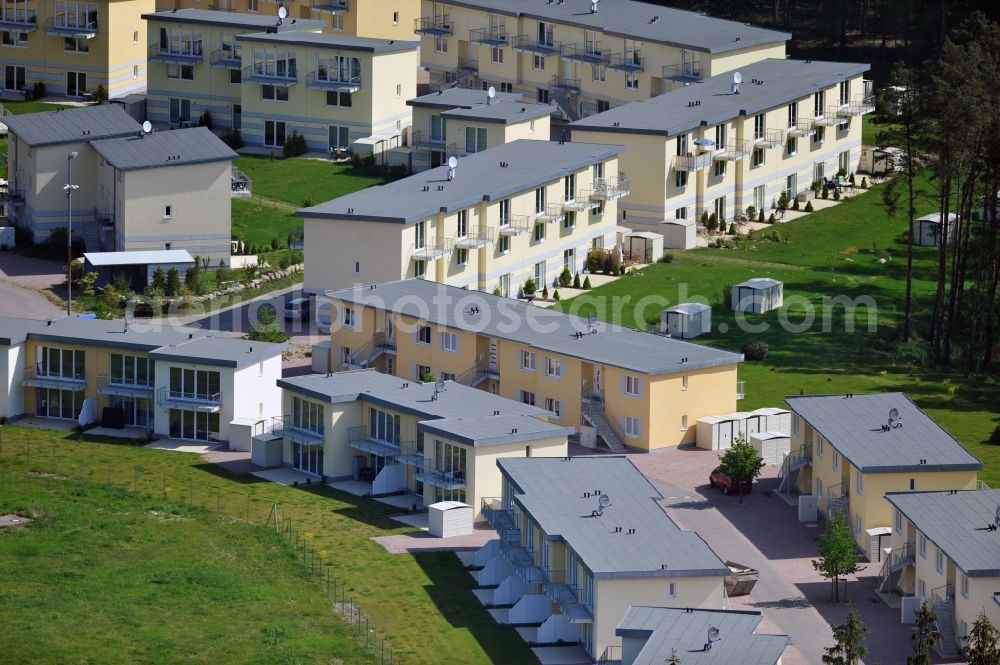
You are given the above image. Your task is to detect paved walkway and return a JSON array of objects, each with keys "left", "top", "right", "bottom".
[{"left": 0, "top": 253, "right": 64, "bottom": 319}]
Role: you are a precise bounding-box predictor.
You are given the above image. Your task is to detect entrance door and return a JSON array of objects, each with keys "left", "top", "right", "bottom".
[
  {"left": 66, "top": 71, "right": 87, "bottom": 97},
  {"left": 4, "top": 65, "right": 24, "bottom": 92},
  {"left": 592, "top": 366, "right": 602, "bottom": 399},
  {"left": 293, "top": 443, "right": 323, "bottom": 475},
  {"left": 232, "top": 103, "right": 242, "bottom": 130}
]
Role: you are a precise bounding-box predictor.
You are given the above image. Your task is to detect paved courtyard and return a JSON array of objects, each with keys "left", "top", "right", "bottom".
[{"left": 0, "top": 252, "right": 63, "bottom": 319}]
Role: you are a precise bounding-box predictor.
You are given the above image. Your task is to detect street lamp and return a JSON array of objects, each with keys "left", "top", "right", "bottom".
[{"left": 63, "top": 151, "right": 79, "bottom": 317}]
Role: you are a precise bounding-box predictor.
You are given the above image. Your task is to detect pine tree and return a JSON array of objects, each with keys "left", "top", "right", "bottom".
[
  {"left": 812, "top": 513, "right": 859, "bottom": 602},
  {"left": 966, "top": 611, "right": 1000, "bottom": 665},
  {"left": 907, "top": 601, "right": 940, "bottom": 664},
  {"left": 165, "top": 267, "right": 181, "bottom": 297},
  {"left": 822, "top": 603, "right": 868, "bottom": 665}
]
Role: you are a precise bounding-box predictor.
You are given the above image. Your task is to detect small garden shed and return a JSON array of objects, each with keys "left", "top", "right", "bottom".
[
  {"left": 661, "top": 303, "right": 711, "bottom": 339},
  {"left": 731, "top": 278, "right": 783, "bottom": 314},
  {"left": 696, "top": 412, "right": 750, "bottom": 450},
  {"left": 749, "top": 431, "right": 791, "bottom": 466},
  {"left": 428, "top": 501, "right": 473, "bottom": 538},
  {"left": 745, "top": 407, "right": 791, "bottom": 435},
  {"left": 623, "top": 230, "right": 664, "bottom": 264},
  {"left": 914, "top": 213, "right": 959, "bottom": 247}
]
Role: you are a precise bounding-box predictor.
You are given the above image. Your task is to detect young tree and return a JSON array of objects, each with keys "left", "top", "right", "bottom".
[
  {"left": 966, "top": 611, "right": 1000, "bottom": 665},
  {"left": 717, "top": 433, "right": 764, "bottom": 504},
  {"left": 822, "top": 603, "right": 868, "bottom": 665},
  {"left": 165, "top": 267, "right": 181, "bottom": 296},
  {"left": 908, "top": 600, "right": 941, "bottom": 664},
  {"left": 813, "top": 513, "right": 859, "bottom": 602},
  {"left": 151, "top": 266, "right": 167, "bottom": 293},
  {"left": 245, "top": 305, "right": 288, "bottom": 343}
]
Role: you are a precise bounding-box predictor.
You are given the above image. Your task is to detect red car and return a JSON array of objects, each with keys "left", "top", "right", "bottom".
[{"left": 709, "top": 467, "right": 753, "bottom": 495}]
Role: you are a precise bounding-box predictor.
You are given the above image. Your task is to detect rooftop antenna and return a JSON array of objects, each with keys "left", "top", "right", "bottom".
[
  {"left": 888, "top": 407, "right": 902, "bottom": 429},
  {"left": 447, "top": 155, "right": 457, "bottom": 181},
  {"left": 266, "top": 5, "right": 286, "bottom": 32},
  {"left": 123, "top": 308, "right": 135, "bottom": 333},
  {"left": 704, "top": 626, "right": 721, "bottom": 651},
  {"left": 592, "top": 493, "right": 611, "bottom": 517},
  {"left": 590, "top": 0, "right": 598, "bottom": 12},
  {"left": 731, "top": 71, "right": 742, "bottom": 95},
  {"left": 140, "top": 120, "right": 152, "bottom": 137},
  {"left": 587, "top": 313, "right": 597, "bottom": 333},
  {"left": 431, "top": 378, "right": 447, "bottom": 401},
  {"left": 487, "top": 85, "right": 496, "bottom": 105}
]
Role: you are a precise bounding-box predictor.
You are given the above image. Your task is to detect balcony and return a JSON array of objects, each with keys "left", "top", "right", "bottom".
[
  {"left": 311, "top": 0, "right": 348, "bottom": 13},
  {"left": 24, "top": 367, "right": 85, "bottom": 391},
  {"left": 148, "top": 42, "right": 204, "bottom": 65},
  {"left": 97, "top": 374, "right": 153, "bottom": 398},
  {"left": 598, "top": 645, "right": 622, "bottom": 665},
  {"left": 469, "top": 26, "right": 507, "bottom": 46},
  {"left": 549, "top": 75, "right": 580, "bottom": 92},
  {"left": 787, "top": 120, "right": 816, "bottom": 138},
  {"left": 737, "top": 380, "right": 745, "bottom": 400},
  {"left": 481, "top": 497, "right": 516, "bottom": 531},
  {"left": 500, "top": 538, "right": 544, "bottom": 584},
  {"left": 414, "top": 14, "right": 451, "bottom": 36},
  {"left": 346, "top": 426, "right": 402, "bottom": 457},
  {"left": 673, "top": 152, "right": 713, "bottom": 171},
  {"left": 305, "top": 69, "right": 361, "bottom": 92},
  {"left": 510, "top": 34, "right": 561, "bottom": 56},
  {"left": 455, "top": 228, "right": 494, "bottom": 249},
  {"left": 563, "top": 193, "right": 600, "bottom": 212},
  {"left": 535, "top": 203, "right": 565, "bottom": 223},
  {"left": 713, "top": 139, "right": 753, "bottom": 161},
  {"left": 561, "top": 43, "right": 608, "bottom": 65},
  {"left": 397, "top": 444, "right": 425, "bottom": 469},
  {"left": 662, "top": 61, "right": 702, "bottom": 82},
  {"left": 0, "top": 8, "right": 37, "bottom": 32},
  {"left": 415, "top": 467, "right": 466, "bottom": 490},
  {"left": 814, "top": 106, "right": 849, "bottom": 127},
  {"left": 210, "top": 46, "right": 241, "bottom": 70},
  {"left": 411, "top": 130, "right": 451, "bottom": 151},
  {"left": 541, "top": 570, "right": 594, "bottom": 623},
  {"left": 753, "top": 129, "right": 784, "bottom": 149},
  {"left": 156, "top": 386, "right": 221, "bottom": 412},
  {"left": 498, "top": 213, "right": 531, "bottom": 235},
  {"left": 231, "top": 166, "right": 252, "bottom": 198},
  {"left": 608, "top": 50, "right": 643, "bottom": 73},
  {"left": 243, "top": 62, "right": 297, "bottom": 87},
  {"left": 411, "top": 237, "right": 453, "bottom": 261},
  {"left": 592, "top": 177, "right": 629, "bottom": 200},
  {"left": 843, "top": 94, "right": 876, "bottom": 116},
  {"left": 270, "top": 415, "right": 325, "bottom": 446},
  {"left": 45, "top": 15, "right": 97, "bottom": 38}
]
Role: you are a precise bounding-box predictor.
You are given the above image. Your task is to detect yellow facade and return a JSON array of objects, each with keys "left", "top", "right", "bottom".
[{"left": 0, "top": 0, "right": 152, "bottom": 98}]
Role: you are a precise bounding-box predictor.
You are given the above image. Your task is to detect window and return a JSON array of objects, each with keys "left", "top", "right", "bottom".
[
  {"left": 169, "top": 98, "right": 191, "bottom": 125},
  {"left": 813, "top": 126, "right": 825, "bottom": 145},
  {"left": 596, "top": 99, "right": 610, "bottom": 113},
  {"left": 455, "top": 248, "right": 468, "bottom": 265},
  {"left": 230, "top": 69, "right": 241, "bottom": 84},
  {"left": 342, "top": 308, "right": 356, "bottom": 327},
  {"left": 910, "top": 478, "right": 915, "bottom": 491},
  {"left": 715, "top": 123, "right": 727, "bottom": 148},
  {"left": 534, "top": 261, "right": 546, "bottom": 286},
  {"left": 414, "top": 260, "right": 426, "bottom": 277},
  {"left": 855, "top": 470, "right": 863, "bottom": 495},
  {"left": 713, "top": 160, "right": 726, "bottom": 177},
  {"left": 264, "top": 120, "right": 286, "bottom": 147},
  {"left": 328, "top": 125, "right": 349, "bottom": 150},
  {"left": 465, "top": 126, "right": 487, "bottom": 153},
  {"left": 435, "top": 34, "right": 447, "bottom": 53},
  {"left": 2, "top": 65, "right": 24, "bottom": 91},
  {"left": 753, "top": 186, "right": 765, "bottom": 213},
  {"left": 491, "top": 46, "right": 503, "bottom": 64},
  {"left": 133, "top": 30, "right": 138, "bottom": 44},
  {"left": 592, "top": 64, "right": 605, "bottom": 82},
  {"left": 832, "top": 450, "right": 840, "bottom": 471},
  {"left": 535, "top": 187, "right": 546, "bottom": 214},
  {"left": 917, "top": 578, "right": 926, "bottom": 599},
  {"left": 520, "top": 350, "right": 536, "bottom": 371},
  {"left": 681, "top": 375, "right": 688, "bottom": 391},
  {"left": 786, "top": 174, "right": 798, "bottom": 201},
  {"left": 414, "top": 220, "right": 426, "bottom": 249},
  {"left": 291, "top": 396, "right": 325, "bottom": 434},
  {"left": 961, "top": 573, "right": 969, "bottom": 599},
  {"left": 564, "top": 174, "right": 576, "bottom": 202},
  {"left": 625, "top": 73, "right": 638, "bottom": 90},
  {"left": 537, "top": 88, "right": 549, "bottom": 104},
  {"left": 532, "top": 223, "right": 545, "bottom": 243},
  {"left": 498, "top": 273, "right": 510, "bottom": 297},
  {"left": 326, "top": 90, "right": 352, "bottom": 107},
  {"left": 369, "top": 407, "right": 401, "bottom": 444},
  {"left": 133, "top": 65, "right": 139, "bottom": 79},
  {"left": 395, "top": 83, "right": 401, "bottom": 98},
  {"left": 440, "top": 332, "right": 458, "bottom": 352},
  {"left": 563, "top": 212, "right": 575, "bottom": 230},
  {"left": 354, "top": 261, "right": 360, "bottom": 275},
  {"left": 563, "top": 248, "right": 575, "bottom": 271},
  {"left": 625, "top": 416, "right": 640, "bottom": 438},
  {"left": 681, "top": 415, "right": 688, "bottom": 431},
  {"left": 817, "top": 437, "right": 824, "bottom": 457},
  {"left": 714, "top": 196, "right": 726, "bottom": 222},
  {"left": 520, "top": 389, "right": 536, "bottom": 406},
  {"left": 624, "top": 375, "right": 641, "bottom": 396},
  {"left": 793, "top": 415, "right": 800, "bottom": 435},
  {"left": 416, "top": 326, "right": 432, "bottom": 345},
  {"left": 675, "top": 207, "right": 687, "bottom": 220},
  {"left": 393, "top": 11, "right": 399, "bottom": 25},
  {"left": 247, "top": 0, "right": 258, "bottom": 10},
  {"left": 261, "top": 85, "right": 288, "bottom": 102},
  {"left": 816, "top": 477, "right": 823, "bottom": 499},
  {"left": 66, "top": 71, "right": 86, "bottom": 97},
  {"left": 498, "top": 235, "right": 510, "bottom": 253},
  {"left": 166, "top": 63, "right": 195, "bottom": 81},
  {"left": 500, "top": 82, "right": 513, "bottom": 93},
  {"left": 456, "top": 210, "right": 468, "bottom": 238},
  {"left": 839, "top": 80, "right": 850, "bottom": 106},
  {"left": 675, "top": 171, "right": 688, "bottom": 188},
  {"left": 2, "top": 31, "right": 27, "bottom": 46},
  {"left": 545, "top": 358, "right": 562, "bottom": 378},
  {"left": 752, "top": 148, "right": 764, "bottom": 167},
  {"left": 753, "top": 113, "right": 765, "bottom": 141},
  {"left": 919, "top": 534, "right": 927, "bottom": 559},
  {"left": 935, "top": 548, "right": 944, "bottom": 575},
  {"left": 64, "top": 36, "right": 89, "bottom": 53},
  {"left": 667, "top": 582, "right": 676, "bottom": 599},
  {"left": 787, "top": 102, "right": 798, "bottom": 127},
  {"left": 533, "top": 54, "right": 545, "bottom": 71},
  {"left": 839, "top": 150, "right": 851, "bottom": 174},
  {"left": 894, "top": 509, "right": 902, "bottom": 534},
  {"left": 786, "top": 137, "right": 797, "bottom": 155},
  {"left": 814, "top": 90, "right": 825, "bottom": 117},
  {"left": 544, "top": 397, "right": 562, "bottom": 417},
  {"left": 163, "top": 205, "right": 173, "bottom": 219}
]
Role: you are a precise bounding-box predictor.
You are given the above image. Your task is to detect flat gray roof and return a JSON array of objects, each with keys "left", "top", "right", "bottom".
[
  {"left": 298, "top": 140, "right": 623, "bottom": 224},
  {"left": 887, "top": 490, "right": 1000, "bottom": 577},
  {"left": 277, "top": 369, "right": 552, "bottom": 430},
  {"left": 419, "top": 414, "right": 574, "bottom": 446},
  {"left": 736, "top": 277, "right": 781, "bottom": 289},
  {"left": 237, "top": 30, "right": 419, "bottom": 53},
  {"left": 570, "top": 59, "right": 869, "bottom": 137},
  {"left": 616, "top": 606, "right": 788, "bottom": 665},
  {"left": 784, "top": 393, "right": 982, "bottom": 473},
  {"left": 498, "top": 457, "right": 729, "bottom": 578},
  {"left": 90, "top": 127, "right": 237, "bottom": 171},
  {"left": 442, "top": 0, "right": 789, "bottom": 53},
  {"left": 442, "top": 100, "right": 553, "bottom": 124},
  {"left": 84, "top": 249, "right": 195, "bottom": 267},
  {"left": 327, "top": 280, "right": 742, "bottom": 376},
  {"left": 142, "top": 8, "right": 325, "bottom": 31},
  {"left": 5, "top": 105, "right": 141, "bottom": 147},
  {"left": 408, "top": 88, "right": 522, "bottom": 110},
  {"left": 0, "top": 315, "right": 285, "bottom": 368}
]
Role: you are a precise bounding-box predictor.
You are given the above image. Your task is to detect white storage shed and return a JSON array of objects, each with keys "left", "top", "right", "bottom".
[
  {"left": 745, "top": 407, "right": 791, "bottom": 435},
  {"left": 731, "top": 278, "right": 783, "bottom": 314},
  {"left": 623, "top": 230, "right": 665, "bottom": 263},
  {"left": 750, "top": 431, "right": 791, "bottom": 466},
  {"left": 914, "top": 213, "right": 959, "bottom": 247},
  {"left": 428, "top": 501, "right": 473, "bottom": 538},
  {"left": 661, "top": 303, "right": 711, "bottom": 339},
  {"left": 696, "top": 412, "right": 750, "bottom": 450}
]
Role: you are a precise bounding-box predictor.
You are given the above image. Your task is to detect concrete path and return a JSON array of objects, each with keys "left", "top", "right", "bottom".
[{"left": 0, "top": 252, "right": 63, "bottom": 319}]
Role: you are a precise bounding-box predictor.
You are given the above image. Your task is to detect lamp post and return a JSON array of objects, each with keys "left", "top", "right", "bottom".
[{"left": 63, "top": 151, "right": 79, "bottom": 317}]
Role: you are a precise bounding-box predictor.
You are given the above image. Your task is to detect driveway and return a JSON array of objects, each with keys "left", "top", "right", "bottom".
[
  {"left": 0, "top": 252, "right": 64, "bottom": 319},
  {"left": 629, "top": 446, "right": 917, "bottom": 665}
]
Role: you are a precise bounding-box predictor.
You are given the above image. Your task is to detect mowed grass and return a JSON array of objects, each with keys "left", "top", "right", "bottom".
[
  {"left": 232, "top": 198, "right": 301, "bottom": 250},
  {"left": 558, "top": 175, "right": 1000, "bottom": 485},
  {"left": 0, "top": 473, "right": 371, "bottom": 665},
  {"left": 0, "top": 427, "right": 538, "bottom": 665},
  {"left": 862, "top": 113, "right": 902, "bottom": 147},
  {"left": 235, "top": 155, "right": 386, "bottom": 208}
]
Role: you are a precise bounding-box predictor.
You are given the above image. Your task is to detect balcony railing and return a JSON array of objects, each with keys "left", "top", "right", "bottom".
[
  {"left": 210, "top": 47, "right": 241, "bottom": 69},
  {"left": 346, "top": 426, "right": 402, "bottom": 457},
  {"left": 305, "top": 70, "right": 361, "bottom": 91},
  {"left": 44, "top": 15, "right": 97, "bottom": 38},
  {"left": 598, "top": 645, "right": 623, "bottom": 665},
  {"left": 148, "top": 42, "right": 204, "bottom": 65},
  {"left": 663, "top": 61, "right": 702, "bottom": 82},
  {"left": 469, "top": 26, "right": 507, "bottom": 46},
  {"left": 414, "top": 14, "right": 451, "bottom": 36},
  {"left": 845, "top": 94, "right": 876, "bottom": 116},
  {"left": 535, "top": 203, "right": 565, "bottom": 223},
  {"left": 540, "top": 568, "right": 593, "bottom": 623},
  {"left": 787, "top": 120, "right": 816, "bottom": 137},
  {"left": 713, "top": 139, "right": 753, "bottom": 161},
  {"left": 481, "top": 497, "right": 516, "bottom": 532},
  {"left": 736, "top": 380, "right": 745, "bottom": 400},
  {"left": 311, "top": 0, "right": 348, "bottom": 13},
  {"left": 97, "top": 374, "right": 154, "bottom": 398},
  {"left": 270, "top": 415, "right": 325, "bottom": 446},
  {"left": 499, "top": 538, "right": 544, "bottom": 584},
  {"left": 156, "top": 386, "right": 221, "bottom": 412},
  {"left": 411, "top": 237, "right": 453, "bottom": 261},
  {"left": 561, "top": 43, "right": 607, "bottom": 65},
  {"left": 753, "top": 129, "right": 784, "bottom": 148},
  {"left": 243, "top": 62, "right": 297, "bottom": 86},
  {"left": 592, "top": 177, "right": 629, "bottom": 200},
  {"left": 498, "top": 213, "right": 531, "bottom": 235},
  {"left": 563, "top": 192, "right": 600, "bottom": 212},
  {"left": 24, "top": 367, "right": 85, "bottom": 391},
  {"left": 608, "top": 50, "right": 643, "bottom": 73},
  {"left": 455, "top": 228, "right": 494, "bottom": 249},
  {"left": 549, "top": 75, "right": 580, "bottom": 92},
  {"left": 510, "top": 34, "right": 561, "bottom": 56},
  {"left": 673, "top": 152, "right": 713, "bottom": 171},
  {"left": 814, "top": 106, "right": 849, "bottom": 127},
  {"left": 0, "top": 8, "right": 37, "bottom": 32},
  {"left": 411, "top": 130, "right": 451, "bottom": 150},
  {"left": 415, "top": 467, "right": 467, "bottom": 490},
  {"left": 397, "top": 444, "right": 426, "bottom": 469}
]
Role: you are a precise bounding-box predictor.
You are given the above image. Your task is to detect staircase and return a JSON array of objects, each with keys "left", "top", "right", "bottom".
[
  {"left": 549, "top": 83, "right": 581, "bottom": 122},
  {"left": 456, "top": 358, "right": 490, "bottom": 387},
  {"left": 339, "top": 332, "right": 387, "bottom": 371},
  {"left": 777, "top": 446, "right": 811, "bottom": 494},
  {"left": 80, "top": 221, "right": 102, "bottom": 252},
  {"left": 581, "top": 393, "right": 625, "bottom": 453},
  {"left": 930, "top": 585, "right": 960, "bottom": 657},
  {"left": 436, "top": 58, "right": 478, "bottom": 90},
  {"left": 876, "top": 540, "right": 914, "bottom": 594},
  {"left": 826, "top": 483, "right": 848, "bottom": 518}
]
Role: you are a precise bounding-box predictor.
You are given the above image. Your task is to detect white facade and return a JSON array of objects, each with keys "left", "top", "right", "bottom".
[{"left": 0, "top": 344, "right": 26, "bottom": 421}]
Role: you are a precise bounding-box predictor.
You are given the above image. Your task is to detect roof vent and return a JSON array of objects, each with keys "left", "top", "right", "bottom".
[
  {"left": 650, "top": 15, "right": 659, "bottom": 23},
  {"left": 347, "top": 208, "right": 354, "bottom": 213},
  {"left": 510, "top": 428, "right": 518, "bottom": 434},
  {"left": 627, "top": 528, "right": 635, "bottom": 534},
  {"left": 422, "top": 186, "right": 429, "bottom": 191}
]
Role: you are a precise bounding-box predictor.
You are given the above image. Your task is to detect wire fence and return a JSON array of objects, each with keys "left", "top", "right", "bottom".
[{"left": 0, "top": 431, "right": 406, "bottom": 665}]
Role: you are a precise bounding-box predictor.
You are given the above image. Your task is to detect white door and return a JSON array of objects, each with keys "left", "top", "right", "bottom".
[
  {"left": 592, "top": 366, "right": 602, "bottom": 398},
  {"left": 488, "top": 338, "right": 498, "bottom": 374},
  {"left": 746, "top": 416, "right": 761, "bottom": 436},
  {"left": 718, "top": 422, "right": 733, "bottom": 449}
]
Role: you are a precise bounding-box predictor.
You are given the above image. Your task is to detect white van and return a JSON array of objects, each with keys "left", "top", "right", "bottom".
[{"left": 284, "top": 296, "right": 311, "bottom": 321}]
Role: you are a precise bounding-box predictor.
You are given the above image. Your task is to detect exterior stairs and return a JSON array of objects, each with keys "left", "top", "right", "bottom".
[
  {"left": 549, "top": 85, "right": 581, "bottom": 122},
  {"left": 581, "top": 394, "right": 626, "bottom": 453},
  {"left": 931, "top": 587, "right": 960, "bottom": 658}
]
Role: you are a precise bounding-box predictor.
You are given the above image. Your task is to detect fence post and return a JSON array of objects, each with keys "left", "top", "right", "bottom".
[
  {"left": 189, "top": 480, "right": 193, "bottom": 506},
  {"left": 133, "top": 466, "right": 138, "bottom": 492}
]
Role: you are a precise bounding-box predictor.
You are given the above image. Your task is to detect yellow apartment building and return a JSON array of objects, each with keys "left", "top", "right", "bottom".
[
  {"left": 0, "top": 315, "right": 285, "bottom": 443},
  {"left": 473, "top": 456, "right": 729, "bottom": 661},
  {"left": 883, "top": 490, "right": 1000, "bottom": 658},
  {"left": 399, "top": 86, "right": 551, "bottom": 171},
  {"left": 235, "top": 30, "right": 418, "bottom": 153},
  {"left": 142, "top": 9, "right": 325, "bottom": 130},
  {"left": 154, "top": 0, "right": 419, "bottom": 40},
  {"left": 0, "top": 0, "right": 152, "bottom": 98},
  {"left": 570, "top": 58, "right": 874, "bottom": 249},
  {"left": 415, "top": 0, "right": 788, "bottom": 120},
  {"left": 323, "top": 279, "right": 744, "bottom": 451},
  {"left": 299, "top": 139, "right": 627, "bottom": 293},
  {"left": 266, "top": 369, "right": 570, "bottom": 515},
  {"left": 780, "top": 393, "right": 982, "bottom": 555}
]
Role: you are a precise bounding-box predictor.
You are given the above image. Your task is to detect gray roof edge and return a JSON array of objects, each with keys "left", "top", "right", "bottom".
[
  {"left": 275, "top": 378, "right": 361, "bottom": 405},
  {"left": 10, "top": 128, "right": 139, "bottom": 148},
  {"left": 417, "top": 421, "right": 575, "bottom": 446},
  {"left": 295, "top": 209, "right": 409, "bottom": 224},
  {"left": 594, "top": 567, "right": 731, "bottom": 579}
]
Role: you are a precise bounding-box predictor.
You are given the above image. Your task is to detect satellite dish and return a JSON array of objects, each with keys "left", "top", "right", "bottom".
[
  {"left": 599, "top": 494, "right": 610, "bottom": 508},
  {"left": 487, "top": 86, "right": 496, "bottom": 99},
  {"left": 141, "top": 120, "right": 152, "bottom": 134},
  {"left": 277, "top": 5, "right": 287, "bottom": 19},
  {"left": 708, "top": 626, "right": 721, "bottom": 643},
  {"left": 447, "top": 156, "right": 458, "bottom": 169},
  {"left": 889, "top": 407, "right": 899, "bottom": 421},
  {"left": 435, "top": 378, "right": 446, "bottom": 392},
  {"left": 733, "top": 71, "right": 743, "bottom": 85}
]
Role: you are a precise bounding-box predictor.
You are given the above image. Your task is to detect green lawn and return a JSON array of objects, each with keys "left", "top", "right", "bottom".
[
  {"left": 0, "top": 427, "right": 537, "bottom": 665},
  {"left": 0, "top": 473, "right": 371, "bottom": 665},
  {"left": 559, "top": 176, "right": 1000, "bottom": 485},
  {"left": 862, "top": 113, "right": 903, "bottom": 147},
  {"left": 235, "top": 155, "right": 386, "bottom": 208},
  {"left": 232, "top": 198, "right": 302, "bottom": 251}
]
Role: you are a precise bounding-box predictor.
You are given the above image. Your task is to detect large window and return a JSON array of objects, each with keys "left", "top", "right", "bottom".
[
  {"left": 326, "top": 90, "right": 352, "bottom": 107},
  {"left": 290, "top": 396, "right": 324, "bottom": 434},
  {"left": 38, "top": 347, "right": 84, "bottom": 379},
  {"left": 3, "top": 65, "right": 25, "bottom": 91},
  {"left": 65, "top": 71, "right": 86, "bottom": 97},
  {"left": 109, "top": 354, "right": 152, "bottom": 386},
  {"left": 168, "top": 367, "right": 220, "bottom": 401},
  {"left": 169, "top": 409, "right": 220, "bottom": 442},
  {"left": 264, "top": 120, "right": 286, "bottom": 147},
  {"left": 535, "top": 187, "right": 546, "bottom": 214},
  {"left": 433, "top": 439, "right": 467, "bottom": 476},
  {"left": 261, "top": 84, "right": 288, "bottom": 102},
  {"left": 35, "top": 388, "right": 82, "bottom": 420},
  {"left": 328, "top": 125, "right": 349, "bottom": 150},
  {"left": 369, "top": 407, "right": 401, "bottom": 444},
  {"left": 169, "top": 98, "right": 191, "bottom": 125},
  {"left": 465, "top": 126, "right": 487, "bottom": 153},
  {"left": 63, "top": 36, "right": 89, "bottom": 53},
  {"left": 167, "top": 64, "right": 194, "bottom": 80},
  {"left": 317, "top": 55, "right": 360, "bottom": 84}
]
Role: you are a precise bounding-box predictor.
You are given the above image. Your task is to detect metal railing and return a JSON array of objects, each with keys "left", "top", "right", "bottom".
[
  {"left": 498, "top": 213, "right": 531, "bottom": 235},
  {"left": 305, "top": 69, "right": 361, "bottom": 91},
  {"left": 410, "top": 130, "right": 451, "bottom": 149},
  {"left": 787, "top": 120, "right": 816, "bottom": 137},
  {"left": 753, "top": 128, "right": 784, "bottom": 148},
  {"left": 481, "top": 497, "right": 516, "bottom": 532},
  {"left": 346, "top": 426, "right": 403, "bottom": 457},
  {"left": 0, "top": 8, "right": 36, "bottom": 30},
  {"left": 510, "top": 34, "right": 561, "bottom": 55},
  {"left": 210, "top": 47, "right": 241, "bottom": 69},
  {"left": 243, "top": 62, "right": 297, "bottom": 85},
  {"left": 454, "top": 228, "right": 494, "bottom": 249},
  {"left": 549, "top": 75, "right": 580, "bottom": 92},
  {"left": 826, "top": 482, "right": 849, "bottom": 516},
  {"left": 414, "top": 14, "right": 451, "bottom": 35},
  {"left": 270, "top": 415, "right": 325, "bottom": 445},
  {"left": 592, "top": 177, "right": 629, "bottom": 199},
  {"left": 846, "top": 95, "right": 876, "bottom": 116},
  {"left": 598, "top": 645, "right": 622, "bottom": 665},
  {"left": 415, "top": 467, "right": 467, "bottom": 489},
  {"left": 469, "top": 26, "right": 507, "bottom": 45},
  {"left": 397, "top": 444, "right": 425, "bottom": 469},
  {"left": 561, "top": 43, "right": 607, "bottom": 65},
  {"left": 930, "top": 583, "right": 954, "bottom": 609},
  {"left": 156, "top": 386, "right": 221, "bottom": 409},
  {"left": 663, "top": 61, "right": 702, "bottom": 81},
  {"left": 442, "top": 58, "right": 478, "bottom": 87},
  {"left": 411, "top": 237, "right": 454, "bottom": 261},
  {"left": 608, "top": 50, "right": 643, "bottom": 72},
  {"left": 97, "top": 373, "right": 153, "bottom": 395},
  {"left": 148, "top": 42, "right": 204, "bottom": 64},
  {"left": 45, "top": 14, "right": 97, "bottom": 36},
  {"left": 24, "top": 367, "right": 85, "bottom": 389},
  {"left": 814, "top": 105, "right": 849, "bottom": 126},
  {"left": 673, "top": 152, "right": 713, "bottom": 171},
  {"left": 714, "top": 139, "right": 753, "bottom": 161},
  {"left": 499, "top": 538, "right": 544, "bottom": 584},
  {"left": 535, "top": 203, "right": 565, "bottom": 223},
  {"left": 563, "top": 192, "right": 600, "bottom": 211}
]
